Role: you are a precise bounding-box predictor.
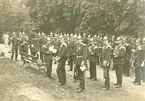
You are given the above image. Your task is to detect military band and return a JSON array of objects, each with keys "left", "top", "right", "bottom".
[{"left": 5, "top": 30, "right": 145, "bottom": 93}]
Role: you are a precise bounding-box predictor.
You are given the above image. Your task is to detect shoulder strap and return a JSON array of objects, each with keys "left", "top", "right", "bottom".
[{"left": 120, "top": 45, "right": 126, "bottom": 51}]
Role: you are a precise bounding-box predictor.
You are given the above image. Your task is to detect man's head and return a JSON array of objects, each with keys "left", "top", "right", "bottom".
[{"left": 116, "top": 37, "right": 123, "bottom": 45}]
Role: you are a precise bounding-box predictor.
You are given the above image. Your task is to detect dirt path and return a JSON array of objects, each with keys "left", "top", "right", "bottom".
[{"left": 0, "top": 44, "right": 145, "bottom": 101}]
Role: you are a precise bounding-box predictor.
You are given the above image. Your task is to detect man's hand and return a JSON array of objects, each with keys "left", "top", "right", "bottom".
[
  {"left": 42, "top": 45, "right": 46, "bottom": 48},
  {"left": 103, "top": 61, "right": 109, "bottom": 67}
]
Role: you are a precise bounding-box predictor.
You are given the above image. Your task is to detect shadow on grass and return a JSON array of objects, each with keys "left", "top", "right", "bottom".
[{"left": 24, "top": 66, "right": 45, "bottom": 77}]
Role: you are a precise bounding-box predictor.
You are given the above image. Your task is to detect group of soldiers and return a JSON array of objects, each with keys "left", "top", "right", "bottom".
[{"left": 7, "top": 30, "right": 145, "bottom": 93}]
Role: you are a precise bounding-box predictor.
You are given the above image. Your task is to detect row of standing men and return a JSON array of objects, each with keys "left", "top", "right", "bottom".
[{"left": 9, "top": 32, "right": 145, "bottom": 93}]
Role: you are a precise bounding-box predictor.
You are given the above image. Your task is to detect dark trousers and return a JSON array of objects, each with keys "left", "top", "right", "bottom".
[
  {"left": 103, "top": 67, "right": 110, "bottom": 89},
  {"left": 123, "top": 61, "right": 130, "bottom": 76},
  {"left": 31, "top": 52, "right": 37, "bottom": 60},
  {"left": 115, "top": 64, "right": 123, "bottom": 86},
  {"left": 40, "top": 52, "right": 44, "bottom": 63},
  {"left": 89, "top": 62, "right": 97, "bottom": 80},
  {"left": 76, "top": 65, "right": 85, "bottom": 89},
  {"left": 46, "top": 60, "right": 52, "bottom": 78},
  {"left": 73, "top": 55, "right": 76, "bottom": 64},
  {"left": 11, "top": 47, "right": 18, "bottom": 61},
  {"left": 141, "top": 66, "right": 145, "bottom": 81},
  {"left": 69, "top": 56, "right": 73, "bottom": 71},
  {"left": 56, "top": 62, "right": 66, "bottom": 84},
  {"left": 134, "top": 64, "right": 141, "bottom": 84}
]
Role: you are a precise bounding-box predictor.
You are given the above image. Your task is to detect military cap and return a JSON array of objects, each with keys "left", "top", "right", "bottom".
[
  {"left": 55, "top": 33, "right": 57, "bottom": 36},
  {"left": 103, "top": 36, "right": 108, "bottom": 41},
  {"left": 50, "top": 32, "right": 53, "bottom": 35},
  {"left": 74, "top": 34, "right": 77, "bottom": 38},
  {"left": 117, "top": 37, "right": 121, "bottom": 41},
  {"left": 13, "top": 32, "right": 16, "bottom": 35},
  {"left": 90, "top": 38, "right": 93, "bottom": 42},
  {"left": 67, "top": 33, "right": 69, "bottom": 36},
  {"left": 70, "top": 33, "right": 73, "bottom": 37},
  {"left": 88, "top": 34, "right": 91, "bottom": 38},
  {"left": 42, "top": 32, "right": 45, "bottom": 36},
  {"left": 78, "top": 35, "right": 82, "bottom": 39},
  {"left": 22, "top": 32, "right": 25, "bottom": 35},
  {"left": 59, "top": 34, "right": 63, "bottom": 38}
]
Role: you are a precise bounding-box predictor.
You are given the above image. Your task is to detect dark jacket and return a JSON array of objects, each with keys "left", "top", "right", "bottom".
[
  {"left": 113, "top": 45, "right": 126, "bottom": 65},
  {"left": 43, "top": 43, "right": 53, "bottom": 62},
  {"left": 125, "top": 45, "right": 131, "bottom": 62},
  {"left": 68, "top": 41, "right": 74, "bottom": 56},
  {"left": 88, "top": 46, "right": 96, "bottom": 62},
  {"left": 75, "top": 44, "right": 88, "bottom": 65},
  {"left": 11, "top": 36, "right": 19, "bottom": 48},
  {"left": 58, "top": 43, "right": 68, "bottom": 62},
  {"left": 102, "top": 45, "right": 112, "bottom": 64}
]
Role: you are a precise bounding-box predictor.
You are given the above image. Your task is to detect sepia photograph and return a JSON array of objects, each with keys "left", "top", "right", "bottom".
[{"left": 0, "top": 0, "right": 145, "bottom": 101}]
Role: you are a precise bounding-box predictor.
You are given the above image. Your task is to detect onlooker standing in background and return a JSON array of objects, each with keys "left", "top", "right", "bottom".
[{"left": 11, "top": 32, "right": 19, "bottom": 61}]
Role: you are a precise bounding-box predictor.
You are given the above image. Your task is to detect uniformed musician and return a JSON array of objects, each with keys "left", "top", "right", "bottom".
[
  {"left": 74, "top": 35, "right": 88, "bottom": 93},
  {"left": 56, "top": 37, "right": 68, "bottom": 85},
  {"left": 113, "top": 37, "right": 126, "bottom": 88},
  {"left": 43, "top": 37, "right": 53, "bottom": 79},
  {"left": 102, "top": 36, "right": 112, "bottom": 90}
]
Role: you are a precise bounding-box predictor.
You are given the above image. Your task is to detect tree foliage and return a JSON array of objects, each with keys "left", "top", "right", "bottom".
[
  {"left": 0, "top": 0, "right": 29, "bottom": 32},
  {"left": 1, "top": 0, "right": 144, "bottom": 36}
]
